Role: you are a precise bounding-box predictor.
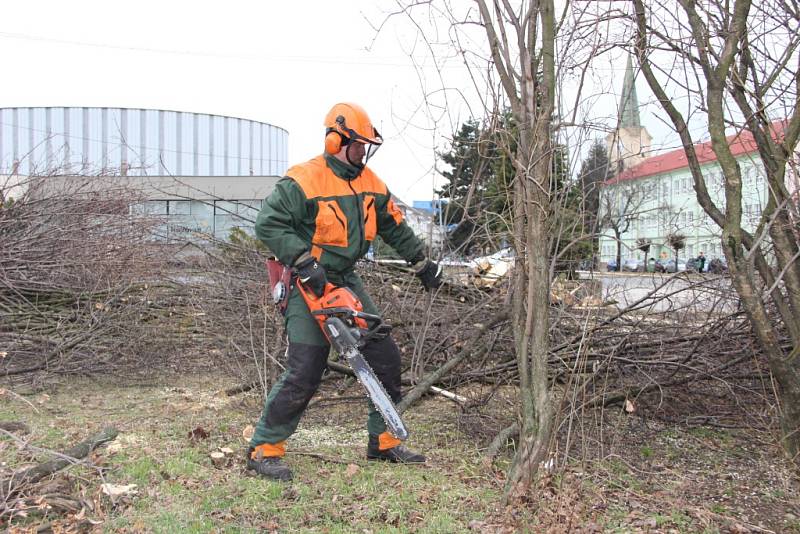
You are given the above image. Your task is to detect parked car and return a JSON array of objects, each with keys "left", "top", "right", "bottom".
[
  {"left": 622, "top": 258, "right": 643, "bottom": 272},
  {"left": 708, "top": 257, "right": 728, "bottom": 274},
  {"left": 686, "top": 257, "right": 710, "bottom": 272},
  {"left": 655, "top": 259, "right": 687, "bottom": 273},
  {"left": 606, "top": 259, "right": 619, "bottom": 272}
]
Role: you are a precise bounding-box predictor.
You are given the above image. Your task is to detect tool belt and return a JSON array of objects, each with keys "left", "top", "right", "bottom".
[{"left": 265, "top": 257, "right": 293, "bottom": 314}]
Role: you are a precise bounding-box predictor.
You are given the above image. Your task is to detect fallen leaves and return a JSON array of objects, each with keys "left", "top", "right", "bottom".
[
  {"left": 345, "top": 463, "right": 360, "bottom": 478},
  {"left": 187, "top": 426, "right": 209, "bottom": 441}
]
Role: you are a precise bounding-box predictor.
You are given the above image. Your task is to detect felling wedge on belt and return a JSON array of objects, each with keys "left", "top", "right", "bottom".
[{"left": 294, "top": 277, "right": 409, "bottom": 441}]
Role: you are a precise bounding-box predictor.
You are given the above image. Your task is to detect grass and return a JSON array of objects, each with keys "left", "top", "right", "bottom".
[
  {"left": 2, "top": 373, "right": 799, "bottom": 532},
  {"left": 0, "top": 375, "right": 512, "bottom": 533}
]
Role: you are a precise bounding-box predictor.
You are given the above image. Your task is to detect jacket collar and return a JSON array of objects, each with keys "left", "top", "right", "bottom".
[{"left": 324, "top": 153, "right": 361, "bottom": 181}]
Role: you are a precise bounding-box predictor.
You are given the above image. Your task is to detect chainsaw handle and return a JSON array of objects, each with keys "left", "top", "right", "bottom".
[
  {"left": 296, "top": 280, "right": 337, "bottom": 303},
  {"left": 311, "top": 307, "right": 382, "bottom": 325}
]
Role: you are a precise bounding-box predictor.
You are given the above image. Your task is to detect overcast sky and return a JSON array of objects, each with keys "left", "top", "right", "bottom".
[{"left": 1, "top": 1, "right": 679, "bottom": 203}]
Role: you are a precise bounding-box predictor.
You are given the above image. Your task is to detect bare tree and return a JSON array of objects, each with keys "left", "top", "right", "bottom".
[
  {"left": 632, "top": 0, "right": 800, "bottom": 457},
  {"left": 599, "top": 183, "right": 645, "bottom": 268},
  {"left": 469, "top": 0, "right": 558, "bottom": 498},
  {"left": 666, "top": 232, "right": 687, "bottom": 265},
  {"left": 636, "top": 237, "right": 652, "bottom": 271}
]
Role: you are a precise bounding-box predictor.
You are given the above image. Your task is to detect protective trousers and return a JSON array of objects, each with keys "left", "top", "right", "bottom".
[{"left": 250, "top": 271, "right": 402, "bottom": 449}]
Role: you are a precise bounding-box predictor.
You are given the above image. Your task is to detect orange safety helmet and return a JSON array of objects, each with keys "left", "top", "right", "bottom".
[{"left": 324, "top": 103, "right": 383, "bottom": 167}]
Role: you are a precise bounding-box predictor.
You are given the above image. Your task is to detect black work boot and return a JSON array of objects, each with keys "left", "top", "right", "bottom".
[
  {"left": 246, "top": 448, "right": 293, "bottom": 481},
  {"left": 366, "top": 435, "right": 426, "bottom": 463}
]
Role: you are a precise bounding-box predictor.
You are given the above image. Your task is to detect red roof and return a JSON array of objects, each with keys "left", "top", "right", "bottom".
[{"left": 604, "top": 120, "right": 787, "bottom": 185}]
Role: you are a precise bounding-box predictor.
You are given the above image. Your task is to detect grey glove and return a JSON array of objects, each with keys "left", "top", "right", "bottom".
[
  {"left": 294, "top": 252, "right": 327, "bottom": 297},
  {"left": 414, "top": 258, "right": 443, "bottom": 291}
]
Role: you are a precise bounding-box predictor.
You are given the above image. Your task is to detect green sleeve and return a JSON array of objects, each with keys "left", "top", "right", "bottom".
[
  {"left": 376, "top": 192, "right": 425, "bottom": 263},
  {"left": 255, "top": 178, "right": 311, "bottom": 266}
]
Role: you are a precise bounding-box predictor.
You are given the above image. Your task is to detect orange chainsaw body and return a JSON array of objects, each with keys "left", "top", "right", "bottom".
[{"left": 296, "top": 282, "right": 368, "bottom": 332}]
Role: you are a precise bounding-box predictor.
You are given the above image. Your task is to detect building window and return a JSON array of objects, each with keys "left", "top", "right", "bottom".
[
  {"left": 131, "top": 200, "right": 167, "bottom": 216},
  {"left": 168, "top": 200, "right": 191, "bottom": 215}
]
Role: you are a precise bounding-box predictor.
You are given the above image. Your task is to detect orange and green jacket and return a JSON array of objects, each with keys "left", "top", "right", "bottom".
[{"left": 255, "top": 154, "right": 424, "bottom": 274}]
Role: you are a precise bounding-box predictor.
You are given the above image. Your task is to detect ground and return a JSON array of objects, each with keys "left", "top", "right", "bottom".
[{"left": 1, "top": 372, "right": 798, "bottom": 533}]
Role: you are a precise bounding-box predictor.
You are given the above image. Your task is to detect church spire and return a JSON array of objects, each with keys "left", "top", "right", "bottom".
[
  {"left": 619, "top": 55, "right": 641, "bottom": 129},
  {"left": 606, "top": 54, "right": 652, "bottom": 172}
]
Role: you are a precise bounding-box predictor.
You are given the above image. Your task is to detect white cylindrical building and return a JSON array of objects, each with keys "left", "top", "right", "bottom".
[
  {"left": 0, "top": 107, "right": 288, "bottom": 240},
  {"left": 0, "top": 107, "right": 287, "bottom": 177}
]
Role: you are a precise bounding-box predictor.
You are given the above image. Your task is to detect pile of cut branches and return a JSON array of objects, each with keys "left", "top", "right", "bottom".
[
  {"left": 0, "top": 177, "right": 174, "bottom": 379},
  {"left": 188, "top": 239, "right": 769, "bottom": 426}
]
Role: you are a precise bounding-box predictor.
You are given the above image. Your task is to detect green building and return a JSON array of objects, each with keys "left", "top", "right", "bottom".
[
  {"left": 599, "top": 131, "right": 770, "bottom": 266},
  {"left": 598, "top": 58, "right": 772, "bottom": 267}
]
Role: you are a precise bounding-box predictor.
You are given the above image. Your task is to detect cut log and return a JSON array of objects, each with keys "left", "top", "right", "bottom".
[
  {"left": 430, "top": 386, "right": 468, "bottom": 404},
  {"left": 209, "top": 451, "right": 227, "bottom": 468},
  {"left": 0, "top": 421, "right": 30, "bottom": 433},
  {"left": 0, "top": 426, "right": 118, "bottom": 499}
]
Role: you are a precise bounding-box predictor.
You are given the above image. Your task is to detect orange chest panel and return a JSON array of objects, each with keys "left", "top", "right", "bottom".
[
  {"left": 287, "top": 155, "right": 387, "bottom": 200},
  {"left": 286, "top": 156, "right": 387, "bottom": 251}
]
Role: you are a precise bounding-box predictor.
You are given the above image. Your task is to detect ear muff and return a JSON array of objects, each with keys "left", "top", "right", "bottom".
[
  {"left": 324, "top": 115, "right": 352, "bottom": 155},
  {"left": 325, "top": 129, "right": 342, "bottom": 154}
]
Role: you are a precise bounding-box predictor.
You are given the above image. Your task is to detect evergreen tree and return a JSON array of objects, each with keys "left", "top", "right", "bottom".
[
  {"left": 436, "top": 115, "right": 510, "bottom": 255},
  {"left": 578, "top": 139, "right": 610, "bottom": 248}
]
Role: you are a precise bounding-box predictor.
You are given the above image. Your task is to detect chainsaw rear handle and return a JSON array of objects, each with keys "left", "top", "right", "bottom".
[
  {"left": 311, "top": 307, "right": 382, "bottom": 326},
  {"left": 312, "top": 307, "right": 391, "bottom": 343}
]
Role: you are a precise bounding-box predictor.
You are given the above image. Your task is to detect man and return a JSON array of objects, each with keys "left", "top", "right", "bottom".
[
  {"left": 697, "top": 251, "right": 706, "bottom": 272},
  {"left": 247, "top": 102, "right": 442, "bottom": 481}
]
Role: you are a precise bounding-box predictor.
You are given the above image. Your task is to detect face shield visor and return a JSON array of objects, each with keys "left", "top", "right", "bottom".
[{"left": 343, "top": 127, "right": 383, "bottom": 169}]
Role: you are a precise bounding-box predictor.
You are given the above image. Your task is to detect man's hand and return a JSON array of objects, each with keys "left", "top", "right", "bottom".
[
  {"left": 295, "top": 253, "right": 327, "bottom": 297},
  {"left": 414, "top": 259, "right": 443, "bottom": 291}
]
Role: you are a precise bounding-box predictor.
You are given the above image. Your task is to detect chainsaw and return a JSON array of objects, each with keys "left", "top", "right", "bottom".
[{"left": 269, "top": 261, "right": 409, "bottom": 441}]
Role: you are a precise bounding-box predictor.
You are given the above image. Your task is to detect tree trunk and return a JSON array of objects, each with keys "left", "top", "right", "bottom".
[{"left": 475, "top": 0, "right": 556, "bottom": 500}]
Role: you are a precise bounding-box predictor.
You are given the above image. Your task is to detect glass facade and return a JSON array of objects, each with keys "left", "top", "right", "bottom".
[{"left": 132, "top": 199, "right": 263, "bottom": 240}]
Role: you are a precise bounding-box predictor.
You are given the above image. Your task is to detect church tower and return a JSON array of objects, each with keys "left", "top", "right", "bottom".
[{"left": 606, "top": 56, "right": 652, "bottom": 172}]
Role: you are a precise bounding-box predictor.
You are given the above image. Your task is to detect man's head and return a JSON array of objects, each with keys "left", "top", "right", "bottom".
[
  {"left": 699, "top": 251, "right": 705, "bottom": 257},
  {"left": 323, "top": 103, "right": 383, "bottom": 169}
]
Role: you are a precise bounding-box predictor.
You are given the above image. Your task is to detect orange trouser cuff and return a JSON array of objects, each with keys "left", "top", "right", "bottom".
[
  {"left": 378, "top": 431, "right": 401, "bottom": 451},
  {"left": 251, "top": 441, "right": 286, "bottom": 459}
]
